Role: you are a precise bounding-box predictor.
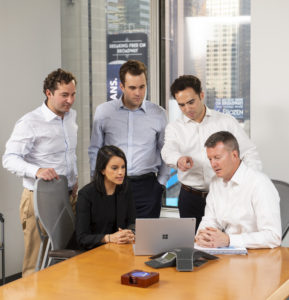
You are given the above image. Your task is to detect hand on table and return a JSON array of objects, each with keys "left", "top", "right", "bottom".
[
  {"left": 109, "top": 228, "right": 135, "bottom": 244},
  {"left": 195, "top": 227, "right": 230, "bottom": 248}
]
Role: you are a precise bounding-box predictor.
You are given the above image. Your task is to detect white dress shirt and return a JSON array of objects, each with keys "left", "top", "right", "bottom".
[
  {"left": 161, "top": 106, "right": 262, "bottom": 190},
  {"left": 88, "top": 98, "right": 170, "bottom": 185},
  {"left": 2, "top": 102, "right": 78, "bottom": 190},
  {"left": 198, "top": 162, "right": 281, "bottom": 249}
]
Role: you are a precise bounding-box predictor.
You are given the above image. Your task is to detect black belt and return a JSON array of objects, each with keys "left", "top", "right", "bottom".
[
  {"left": 181, "top": 184, "right": 208, "bottom": 198},
  {"left": 128, "top": 172, "right": 156, "bottom": 181}
]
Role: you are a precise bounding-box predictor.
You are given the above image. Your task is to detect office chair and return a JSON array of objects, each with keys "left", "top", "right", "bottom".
[
  {"left": 34, "top": 175, "right": 81, "bottom": 271},
  {"left": 272, "top": 179, "right": 289, "bottom": 241},
  {"left": 0, "top": 213, "right": 5, "bottom": 285}
]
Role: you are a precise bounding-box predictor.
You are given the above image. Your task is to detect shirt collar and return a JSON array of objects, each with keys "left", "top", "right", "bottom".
[
  {"left": 205, "top": 106, "right": 213, "bottom": 116},
  {"left": 182, "top": 105, "right": 211, "bottom": 123},
  {"left": 41, "top": 101, "right": 69, "bottom": 122},
  {"left": 229, "top": 161, "right": 246, "bottom": 185},
  {"left": 117, "top": 95, "right": 147, "bottom": 112}
]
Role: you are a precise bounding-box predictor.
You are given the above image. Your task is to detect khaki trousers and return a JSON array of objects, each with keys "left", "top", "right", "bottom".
[{"left": 20, "top": 188, "right": 77, "bottom": 277}]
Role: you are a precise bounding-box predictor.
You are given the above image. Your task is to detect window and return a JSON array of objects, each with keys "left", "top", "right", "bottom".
[
  {"left": 60, "top": 0, "right": 250, "bottom": 201},
  {"left": 161, "top": 0, "right": 251, "bottom": 207}
]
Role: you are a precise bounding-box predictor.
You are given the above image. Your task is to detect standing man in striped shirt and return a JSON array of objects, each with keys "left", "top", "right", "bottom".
[{"left": 89, "top": 60, "right": 169, "bottom": 218}]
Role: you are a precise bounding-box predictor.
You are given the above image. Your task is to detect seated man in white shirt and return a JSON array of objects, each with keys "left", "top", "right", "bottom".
[{"left": 195, "top": 131, "right": 281, "bottom": 249}]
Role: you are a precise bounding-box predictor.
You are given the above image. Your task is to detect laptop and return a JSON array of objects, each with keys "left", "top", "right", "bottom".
[{"left": 133, "top": 218, "right": 196, "bottom": 255}]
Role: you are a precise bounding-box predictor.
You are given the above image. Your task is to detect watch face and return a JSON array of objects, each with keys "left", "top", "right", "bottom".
[{"left": 131, "top": 271, "right": 150, "bottom": 277}]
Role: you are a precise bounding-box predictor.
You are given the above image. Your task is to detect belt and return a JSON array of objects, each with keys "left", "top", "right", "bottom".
[
  {"left": 128, "top": 172, "right": 156, "bottom": 181},
  {"left": 181, "top": 184, "right": 208, "bottom": 198}
]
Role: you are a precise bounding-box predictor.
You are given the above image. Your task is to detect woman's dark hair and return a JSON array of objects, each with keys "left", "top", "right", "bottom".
[{"left": 93, "top": 145, "right": 128, "bottom": 195}]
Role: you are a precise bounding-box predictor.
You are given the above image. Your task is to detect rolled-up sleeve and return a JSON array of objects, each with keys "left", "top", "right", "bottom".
[{"left": 2, "top": 119, "right": 39, "bottom": 178}]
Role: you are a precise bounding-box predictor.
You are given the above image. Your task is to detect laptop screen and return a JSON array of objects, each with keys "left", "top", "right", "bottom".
[{"left": 133, "top": 218, "right": 196, "bottom": 255}]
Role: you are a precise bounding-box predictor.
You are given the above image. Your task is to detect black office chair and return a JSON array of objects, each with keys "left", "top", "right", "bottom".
[
  {"left": 34, "top": 176, "right": 81, "bottom": 270},
  {"left": 0, "top": 213, "right": 5, "bottom": 285},
  {"left": 272, "top": 179, "right": 289, "bottom": 241}
]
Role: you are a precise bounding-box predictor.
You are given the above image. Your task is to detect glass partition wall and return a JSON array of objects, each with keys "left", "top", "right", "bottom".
[{"left": 60, "top": 0, "right": 154, "bottom": 188}]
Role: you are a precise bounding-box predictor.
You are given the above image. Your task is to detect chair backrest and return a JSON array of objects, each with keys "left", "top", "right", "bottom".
[
  {"left": 34, "top": 176, "right": 75, "bottom": 250},
  {"left": 272, "top": 179, "right": 289, "bottom": 240}
]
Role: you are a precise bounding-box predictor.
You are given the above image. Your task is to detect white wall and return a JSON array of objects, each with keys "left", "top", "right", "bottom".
[
  {"left": 251, "top": 0, "right": 289, "bottom": 182},
  {"left": 0, "top": 0, "right": 61, "bottom": 277}
]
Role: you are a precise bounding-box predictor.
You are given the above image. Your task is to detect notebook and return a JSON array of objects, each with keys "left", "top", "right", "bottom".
[
  {"left": 133, "top": 218, "right": 196, "bottom": 255},
  {"left": 194, "top": 244, "right": 248, "bottom": 255}
]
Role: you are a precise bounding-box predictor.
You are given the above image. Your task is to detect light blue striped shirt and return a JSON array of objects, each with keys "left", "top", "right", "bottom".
[{"left": 88, "top": 98, "right": 170, "bottom": 185}]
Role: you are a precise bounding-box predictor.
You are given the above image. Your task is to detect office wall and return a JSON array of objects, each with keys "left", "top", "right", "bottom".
[
  {"left": 251, "top": 0, "right": 289, "bottom": 181},
  {"left": 0, "top": 0, "right": 61, "bottom": 277}
]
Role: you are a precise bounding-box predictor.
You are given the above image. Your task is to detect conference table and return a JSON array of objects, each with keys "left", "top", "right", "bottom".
[{"left": 1, "top": 244, "right": 289, "bottom": 300}]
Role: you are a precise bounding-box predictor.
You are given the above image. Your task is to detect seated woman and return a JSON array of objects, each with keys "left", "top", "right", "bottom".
[{"left": 76, "top": 145, "right": 135, "bottom": 250}]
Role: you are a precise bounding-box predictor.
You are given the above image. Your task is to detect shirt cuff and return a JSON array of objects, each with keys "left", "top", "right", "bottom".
[
  {"left": 27, "top": 165, "right": 41, "bottom": 179},
  {"left": 162, "top": 153, "right": 179, "bottom": 170},
  {"left": 229, "top": 234, "right": 245, "bottom": 248},
  {"left": 172, "top": 154, "right": 181, "bottom": 170}
]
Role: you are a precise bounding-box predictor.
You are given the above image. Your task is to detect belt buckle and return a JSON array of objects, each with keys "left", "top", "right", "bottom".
[{"left": 201, "top": 191, "right": 206, "bottom": 198}]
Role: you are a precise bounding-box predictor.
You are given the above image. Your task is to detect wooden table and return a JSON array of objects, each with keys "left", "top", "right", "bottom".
[{"left": 1, "top": 244, "right": 289, "bottom": 300}]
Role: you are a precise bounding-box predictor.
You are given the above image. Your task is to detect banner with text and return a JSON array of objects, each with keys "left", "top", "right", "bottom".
[
  {"left": 106, "top": 33, "right": 148, "bottom": 101},
  {"left": 214, "top": 98, "right": 244, "bottom": 121}
]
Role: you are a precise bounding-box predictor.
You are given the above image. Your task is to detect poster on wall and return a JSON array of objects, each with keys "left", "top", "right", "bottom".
[
  {"left": 214, "top": 98, "right": 244, "bottom": 121},
  {"left": 106, "top": 32, "right": 148, "bottom": 101}
]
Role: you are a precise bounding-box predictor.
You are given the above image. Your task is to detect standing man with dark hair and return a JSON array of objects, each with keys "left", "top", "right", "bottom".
[
  {"left": 2, "top": 68, "right": 78, "bottom": 277},
  {"left": 195, "top": 131, "right": 281, "bottom": 249},
  {"left": 89, "top": 60, "right": 169, "bottom": 218},
  {"left": 161, "top": 75, "right": 262, "bottom": 229}
]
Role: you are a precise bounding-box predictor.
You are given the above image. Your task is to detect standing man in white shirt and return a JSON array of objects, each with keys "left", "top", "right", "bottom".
[
  {"left": 161, "top": 75, "right": 262, "bottom": 229},
  {"left": 2, "top": 68, "right": 78, "bottom": 277},
  {"left": 195, "top": 131, "right": 281, "bottom": 249},
  {"left": 89, "top": 60, "right": 169, "bottom": 218}
]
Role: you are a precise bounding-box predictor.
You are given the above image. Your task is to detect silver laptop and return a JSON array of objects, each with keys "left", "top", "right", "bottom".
[{"left": 133, "top": 218, "right": 196, "bottom": 255}]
